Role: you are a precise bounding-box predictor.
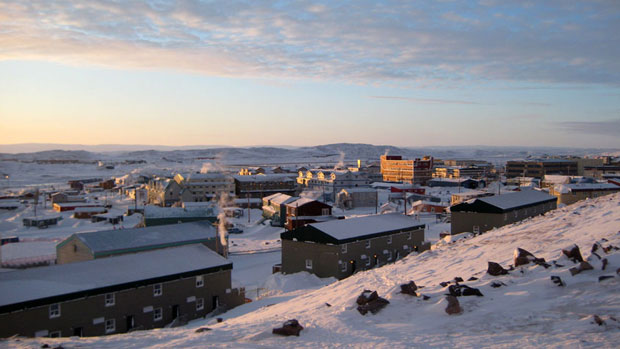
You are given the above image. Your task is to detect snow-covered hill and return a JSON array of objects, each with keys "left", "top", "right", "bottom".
[{"left": 9, "top": 193, "right": 620, "bottom": 348}]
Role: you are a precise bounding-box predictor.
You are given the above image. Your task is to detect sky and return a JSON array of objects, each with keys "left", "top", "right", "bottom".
[{"left": 0, "top": 0, "right": 619, "bottom": 148}]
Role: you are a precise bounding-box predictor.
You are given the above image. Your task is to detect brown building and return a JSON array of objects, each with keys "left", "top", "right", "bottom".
[
  {"left": 285, "top": 197, "right": 333, "bottom": 230},
  {"left": 0, "top": 245, "right": 244, "bottom": 338},
  {"left": 549, "top": 182, "right": 620, "bottom": 206},
  {"left": 233, "top": 174, "right": 298, "bottom": 199},
  {"left": 57, "top": 221, "right": 218, "bottom": 264},
  {"left": 380, "top": 155, "right": 434, "bottom": 184},
  {"left": 72, "top": 206, "right": 107, "bottom": 219},
  {"left": 450, "top": 189, "right": 557, "bottom": 235},
  {"left": 506, "top": 159, "right": 577, "bottom": 179},
  {"left": 281, "top": 213, "right": 428, "bottom": 280},
  {"left": 53, "top": 202, "right": 104, "bottom": 212}
]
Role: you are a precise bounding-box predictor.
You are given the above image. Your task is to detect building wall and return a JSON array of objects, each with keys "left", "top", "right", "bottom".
[
  {"left": 0, "top": 270, "right": 240, "bottom": 338},
  {"left": 450, "top": 201, "right": 556, "bottom": 234},
  {"left": 56, "top": 238, "right": 94, "bottom": 264},
  {"left": 551, "top": 188, "right": 620, "bottom": 206},
  {"left": 282, "top": 228, "right": 426, "bottom": 280}
]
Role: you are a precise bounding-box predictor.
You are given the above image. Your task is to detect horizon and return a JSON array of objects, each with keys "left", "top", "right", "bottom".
[{"left": 1, "top": 1, "right": 620, "bottom": 147}]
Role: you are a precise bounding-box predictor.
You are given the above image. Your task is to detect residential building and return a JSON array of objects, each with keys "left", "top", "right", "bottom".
[
  {"left": 505, "top": 159, "right": 578, "bottom": 179},
  {"left": 549, "top": 182, "right": 620, "bottom": 205},
  {"left": 450, "top": 190, "right": 494, "bottom": 206},
  {"left": 146, "top": 178, "right": 182, "bottom": 207},
  {"left": 53, "top": 202, "right": 104, "bottom": 212},
  {"left": 380, "top": 155, "right": 434, "bottom": 184},
  {"left": 72, "top": 206, "right": 107, "bottom": 219},
  {"left": 175, "top": 172, "right": 235, "bottom": 203},
  {"left": 583, "top": 165, "right": 620, "bottom": 180},
  {"left": 280, "top": 213, "right": 428, "bottom": 279},
  {"left": 285, "top": 197, "right": 333, "bottom": 231},
  {"left": 433, "top": 166, "right": 486, "bottom": 179},
  {"left": 335, "top": 188, "right": 378, "bottom": 209},
  {"left": 262, "top": 193, "right": 297, "bottom": 227},
  {"left": 450, "top": 189, "right": 557, "bottom": 235},
  {"left": 143, "top": 205, "right": 217, "bottom": 226},
  {"left": 22, "top": 215, "right": 63, "bottom": 228},
  {"left": 427, "top": 178, "right": 481, "bottom": 189},
  {"left": 409, "top": 200, "right": 449, "bottom": 214},
  {"left": 233, "top": 174, "right": 297, "bottom": 199},
  {"left": 0, "top": 245, "right": 244, "bottom": 338},
  {"left": 50, "top": 192, "right": 86, "bottom": 205},
  {"left": 297, "top": 170, "right": 372, "bottom": 201}
]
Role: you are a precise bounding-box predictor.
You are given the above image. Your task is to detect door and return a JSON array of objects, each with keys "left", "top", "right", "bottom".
[
  {"left": 373, "top": 254, "right": 378, "bottom": 266},
  {"left": 212, "top": 296, "right": 219, "bottom": 310},
  {"left": 72, "top": 327, "right": 83, "bottom": 337},
  {"left": 126, "top": 315, "right": 135, "bottom": 332},
  {"left": 172, "top": 305, "right": 180, "bottom": 320},
  {"left": 350, "top": 260, "right": 356, "bottom": 273},
  {"left": 473, "top": 225, "right": 480, "bottom": 234}
]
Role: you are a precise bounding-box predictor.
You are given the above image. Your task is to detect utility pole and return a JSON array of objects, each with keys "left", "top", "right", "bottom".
[
  {"left": 247, "top": 193, "right": 251, "bottom": 223},
  {"left": 375, "top": 190, "right": 378, "bottom": 214}
]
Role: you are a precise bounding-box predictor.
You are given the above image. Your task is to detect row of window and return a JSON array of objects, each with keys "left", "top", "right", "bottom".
[
  {"left": 306, "top": 245, "right": 413, "bottom": 271},
  {"left": 339, "top": 232, "right": 413, "bottom": 253}
]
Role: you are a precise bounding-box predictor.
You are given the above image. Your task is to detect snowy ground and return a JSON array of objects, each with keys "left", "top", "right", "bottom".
[{"left": 5, "top": 193, "right": 619, "bottom": 348}]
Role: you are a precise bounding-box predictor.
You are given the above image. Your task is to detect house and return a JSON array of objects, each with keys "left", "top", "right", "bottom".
[
  {"left": 91, "top": 209, "right": 125, "bottom": 225},
  {"left": 146, "top": 178, "right": 182, "bottom": 207},
  {"left": 174, "top": 172, "right": 235, "bottom": 203},
  {"left": 0, "top": 245, "right": 244, "bottom": 338},
  {"left": 233, "top": 174, "right": 298, "bottom": 199},
  {"left": 335, "top": 188, "right": 377, "bottom": 209},
  {"left": 50, "top": 192, "right": 87, "bottom": 205},
  {"left": 56, "top": 221, "right": 219, "bottom": 264},
  {"left": 0, "top": 200, "right": 20, "bottom": 210},
  {"left": 549, "top": 182, "right": 620, "bottom": 206},
  {"left": 262, "top": 193, "right": 297, "bottom": 227},
  {"left": 408, "top": 200, "right": 449, "bottom": 214},
  {"left": 285, "top": 197, "right": 333, "bottom": 230},
  {"left": 280, "top": 213, "right": 428, "bottom": 279},
  {"left": 72, "top": 206, "right": 107, "bottom": 219},
  {"left": 380, "top": 155, "right": 434, "bottom": 185},
  {"left": 297, "top": 170, "right": 371, "bottom": 201},
  {"left": 68, "top": 178, "right": 102, "bottom": 191},
  {"left": 53, "top": 202, "right": 103, "bottom": 212},
  {"left": 22, "top": 215, "right": 63, "bottom": 228},
  {"left": 99, "top": 179, "right": 115, "bottom": 190},
  {"left": 450, "top": 189, "right": 557, "bottom": 235},
  {"left": 142, "top": 205, "right": 217, "bottom": 226},
  {"left": 450, "top": 190, "right": 494, "bottom": 205}
]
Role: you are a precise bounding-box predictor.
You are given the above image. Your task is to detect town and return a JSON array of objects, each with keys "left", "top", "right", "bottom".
[{"left": 1, "top": 147, "right": 619, "bottom": 339}]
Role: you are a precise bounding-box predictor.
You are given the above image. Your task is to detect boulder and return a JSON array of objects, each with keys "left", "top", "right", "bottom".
[
  {"left": 400, "top": 281, "right": 418, "bottom": 296},
  {"left": 356, "top": 290, "right": 390, "bottom": 315},
  {"left": 550, "top": 275, "right": 565, "bottom": 287},
  {"left": 602, "top": 258, "right": 608, "bottom": 270},
  {"left": 599, "top": 275, "right": 614, "bottom": 282},
  {"left": 593, "top": 315, "right": 605, "bottom": 326},
  {"left": 562, "top": 245, "right": 584, "bottom": 263},
  {"left": 422, "top": 295, "right": 431, "bottom": 300},
  {"left": 467, "top": 276, "right": 478, "bottom": 281},
  {"left": 454, "top": 277, "right": 464, "bottom": 283},
  {"left": 487, "top": 262, "right": 509, "bottom": 276},
  {"left": 569, "top": 261, "right": 594, "bottom": 276},
  {"left": 514, "top": 248, "right": 550, "bottom": 268},
  {"left": 490, "top": 281, "right": 506, "bottom": 288},
  {"left": 356, "top": 290, "right": 378, "bottom": 305},
  {"left": 273, "top": 319, "right": 304, "bottom": 337},
  {"left": 439, "top": 281, "right": 450, "bottom": 287},
  {"left": 195, "top": 327, "right": 211, "bottom": 333},
  {"left": 445, "top": 295, "right": 462, "bottom": 315},
  {"left": 448, "top": 284, "right": 483, "bottom": 297}
]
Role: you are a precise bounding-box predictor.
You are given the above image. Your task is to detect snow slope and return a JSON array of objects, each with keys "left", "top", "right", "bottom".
[{"left": 6, "top": 194, "right": 620, "bottom": 348}]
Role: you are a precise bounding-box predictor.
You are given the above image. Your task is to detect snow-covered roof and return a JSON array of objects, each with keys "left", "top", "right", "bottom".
[
  {"left": 144, "top": 205, "right": 215, "bottom": 218},
  {"left": 60, "top": 221, "right": 216, "bottom": 256},
  {"left": 233, "top": 174, "right": 295, "bottom": 182},
  {"left": 93, "top": 209, "right": 124, "bottom": 219},
  {"left": 304, "top": 213, "right": 424, "bottom": 243},
  {"left": 268, "top": 193, "right": 294, "bottom": 205},
  {"left": 286, "top": 197, "right": 318, "bottom": 207},
  {"left": 339, "top": 188, "right": 376, "bottom": 194},
  {"left": 554, "top": 182, "right": 620, "bottom": 194},
  {"left": 73, "top": 206, "right": 106, "bottom": 213},
  {"left": 53, "top": 202, "right": 101, "bottom": 208},
  {"left": 0, "top": 244, "right": 230, "bottom": 310},
  {"left": 452, "top": 189, "right": 556, "bottom": 213}
]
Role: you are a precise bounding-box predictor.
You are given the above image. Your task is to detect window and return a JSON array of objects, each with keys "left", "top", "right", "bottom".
[
  {"left": 365, "top": 240, "right": 371, "bottom": 249},
  {"left": 473, "top": 226, "right": 480, "bottom": 234},
  {"left": 341, "top": 244, "right": 347, "bottom": 253},
  {"left": 196, "top": 298, "right": 204, "bottom": 311},
  {"left": 105, "top": 319, "right": 115, "bottom": 334},
  {"left": 49, "top": 331, "right": 61, "bottom": 338},
  {"left": 504, "top": 213, "right": 508, "bottom": 221},
  {"left": 365, "top": 257, "right": 371, "bottom": 266},
  {"left": 49, "top": 304, "right": 61, "bottom": 318},
  {"left": 340, "top": 261, "right": 347, "bottom": 272},
  {"left": 305, "top": 259, "right": 313, "bottom": 270},
  {"left": 105, "top": 293, "right": 115, "bottom": 307},
  {"left": 387, "top": 250, "right": 393, "bottom": 261},
  {"left": 387, "top": 236, "right": 392, "bottom": 244},
  {"left": 322, "top": 208, "right": 330, "bottom": 215},
  {"left": 154, "top": 308, "right": 163, "bottom": 321},
  {"left": 196, "top": 275, "right": 204, "bottom": 288},
  {"left": 153, "top": 283, "right": 162, "bottom": 297},
  {"left": 407, "top": 232, "right": 412, "bottom": 240}
]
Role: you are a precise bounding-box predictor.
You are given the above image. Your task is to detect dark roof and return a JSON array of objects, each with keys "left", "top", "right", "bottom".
[
  {"left": 0, "top": 244, "right": 231, "bottom": 314},
  {"left": 450, "top": 189, "right": 556, "bottom": 214},
  {"left": 281, "top": 213, "right": 424, "bottom": 245},
  {"left": 57, "top": 221, "right": 216, "bottom": 257}
]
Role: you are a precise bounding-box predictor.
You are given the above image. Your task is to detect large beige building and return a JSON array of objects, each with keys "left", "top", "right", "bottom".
[
  {"left": 380, "top": 155, "right": 434, "bottom": 184},
  {"left": 549, "top": 182, "right": 620, "bottom": 205}
]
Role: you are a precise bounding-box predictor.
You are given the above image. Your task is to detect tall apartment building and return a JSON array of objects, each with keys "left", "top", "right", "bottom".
[
  {"left": 505, "top": 159, "right": 578, "bottom": 179},
  {"left": 380, "top": 155, "right": 434, "bottom": 185}
]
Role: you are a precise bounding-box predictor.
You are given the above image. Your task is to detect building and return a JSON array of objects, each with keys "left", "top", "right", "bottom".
[
  {"left": 433, "top": 166, "right": 486, "bottom": 179},
  {"left": 56, "top": 221, "right": 219, "bottom": 264},
  {"left": 335, "top": 188, "right": 378, "bottom": 209},
  {"left": 280, "top": 213, "right": 428, "bottom": 279},
  {"left": 450, "top": 190, "right": 494, "bottom": 206},
  {"left": 262, "top": 193, "right": 297, "bottom": 227},
  {"left": 427, "top": 178, "right": 481, "bottom": 189},
  {"left": 0, "top": 245, "right": 244, "bottom": 338},
  {"left": 22, "top": 215, "right": 63, "bottom": 228},
  {"left": 72, "top": 206, "right": 107, "bottom": 219},
  {"left": 450, "top": 189, "right": 557, "bottom": 235},
  {"left": 505, "top": 159, "right": 578, "bottom": 179},
  {"left": 174, "top": 172, "right": 235, "bottom": 203},
  {"left": 50, "top": 192, "right": 86, "bottom": 205},
  {"left": 146, "top": 178, "right": 182, "bottom": 207},
  {"left": 53, "top": 202, "right": 104, "bottom": 212},
  {"left": 409, "top": 200, "right": 449, "bottom": 214},
  {"left": 297, "top": 170, "right": 371, "bottom": 201},
  {"left": 233, "top": 174, "right": 297, "bottom": 199},
  {"left": 549, "top": 182, "right": 620, "bottom": 206},
  {"left": 380, "top": 155, "right": 434, "bottom": 184},
  {"left": 91, "top": 210, "right": 124, "bottom": 225},
  {"left": 142, "top": 205, "right": 217, "bottom": 227},
  {"left": 583, "top": 165, "right": 620, "bottom": 180},
  {"left": 285, "top": 197, "right": 333, "bottom": 230}
]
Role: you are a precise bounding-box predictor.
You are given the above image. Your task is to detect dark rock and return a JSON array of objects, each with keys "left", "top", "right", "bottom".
[
  {"left": 422, "top": 295, "right": 430, "bottom": 300},
  {"left": 445, "top": 295, "right": 462, "bottom": 315},
  {"left": 467, "top": 276, "right": 478, "bottom": 281},
  {"left": 490, "top": 281, "right": 506, "bottom": 288},
  {"left": 273, "top": 319, "right": 304, "bottom": 336},
  {"left": 569, "top": 261, "right": 594, "bottom": 276},
  {"left": 400, "top": 281, "right": 418, "bottom": 295},
  {"left": 617, "top": 268, "right": 620, "bottom": 275},
  {"left": 514, "top": 248, "right": 537, "bottom": 267},
  {"left": 356, "top": 290, "right": 378, "bottom": 305},
  {"left": 599, "top": 275, "right": 614, "bottom": 282},
  {"left": 487, "top": 262, "right": 509, "bottom": 276},
  {"left": 439, "top": 281, "right": 450, "bottom": 287},
  {"left": 562, "top": 245, "right": 584, "bottom": 263},
  {"left": 448, "top": 285, "right": 461, "bottom": 297},
  {"left": 602, "top": 258, "right": 608, "bottom": 270},
  {"left": 593, "top": 315, "right": 605, "bottom": 326},
  {"left": 41, "top": 345, "right": 50, "bottom": 349},
  {"left": 448, "top": 284, "right": 483, "bottom": 297},
  {"left": 550, "top": 275, "right": 565, "bottom": 287},
  {"left": 591, "top": 251, "right": 601, "bottom": 260},
  {"left": 454, "top": 277, "right": 464, "bottom": 283},
  {"left": 592, "top": 243, "right": 599, "bottom": 253},
  {"left": 552, "top": 261, "right": 564, "bottom": 268},
  {"left": 217, "top": 318, "right": 223, "bottom": 323},
  {"left": 325, "top": 303, "right": 332, "bottom": 307},
  {"left": 53, "top": 346, "right": 63, "bottom": 349},
  {"left": 195, "top": 327, "right": 211, "bottom": 333}
]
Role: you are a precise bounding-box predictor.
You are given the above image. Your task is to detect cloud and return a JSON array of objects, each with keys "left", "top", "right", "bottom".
[
  {"left": 369, "top": 95, "right": 482, "bottom": 105},
  {"left": 555, "top": 119, "right": 620, "bottom": 137},
  {"left": 1, "top": 0, "right": 619, "bottom": 85}
]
